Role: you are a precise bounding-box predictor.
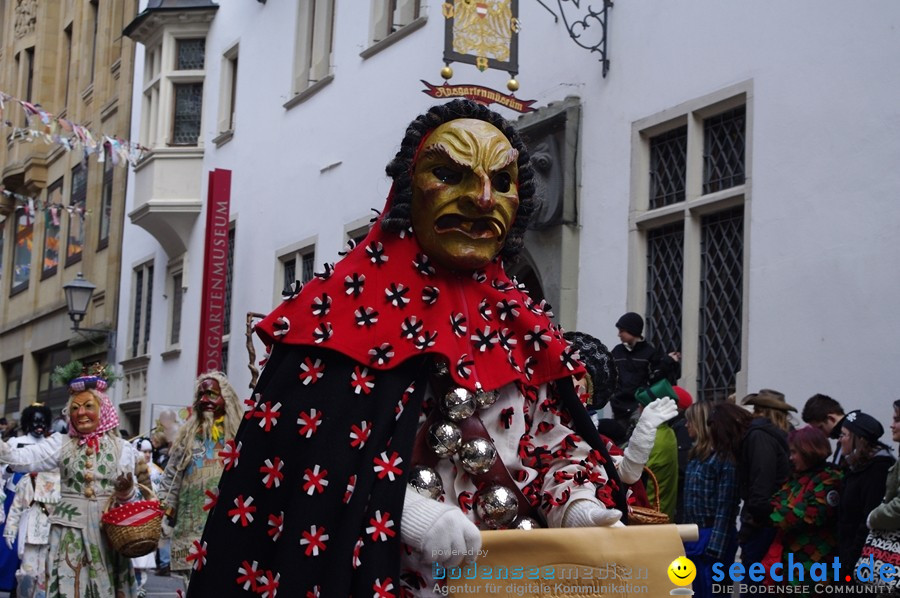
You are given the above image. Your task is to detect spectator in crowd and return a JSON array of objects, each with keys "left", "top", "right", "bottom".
[
  {"left": 770, "top": 426, "right": 842, "bottom": 594},
  {"left": 683, "top": 400, "right": 740, "bottom": 598},
  {"left": 132, "top": 437, "right": 162, "bottom": 597},
  {"left": 837, "top": 410, "right": 895, "bottom": 578},
  {"left": 711, "top": 398, "right": 790, "bottom": 597},
  {"left": 644, "top": 385, "right": 692, "bottom": 521},
  {"left": 0, "top": 419, "right": 9, "bottom": 441},
  {"left": 610, "top": 312, "right": 681, "bottom": 429},
  {"left": 801, "top": 394, "right": 845, "bottom": 464},
  {"left": 866, "top": 399, "right": 900, "bottom": 533},
  {"left": 742, "top": 388, "right": 796, "bottom": 434}
]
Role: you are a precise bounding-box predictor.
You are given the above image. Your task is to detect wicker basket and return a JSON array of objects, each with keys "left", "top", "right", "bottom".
[
  {"left": 628, "top": 467, "right": 670, "bottom": 525},
  {"left": 101, "top": 483, "right": 163, "bottom": 558}
]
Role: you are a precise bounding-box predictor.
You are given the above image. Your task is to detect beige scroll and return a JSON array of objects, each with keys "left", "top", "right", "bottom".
[{"left": 446, "top": 524, "right": 696, "bottom": 598}]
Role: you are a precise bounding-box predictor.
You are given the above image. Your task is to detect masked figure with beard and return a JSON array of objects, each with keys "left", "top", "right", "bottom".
[
  {"left": 187, "top": 100, "right": 626, "bottom": 597},
  {"left": 158, "top": 371, "right": 241, "bottom": 579}
]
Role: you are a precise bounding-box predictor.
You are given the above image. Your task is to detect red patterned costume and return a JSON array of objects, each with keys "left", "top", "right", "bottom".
[{"left": 187, "top": 100, "right": 624, "bottom": 597}]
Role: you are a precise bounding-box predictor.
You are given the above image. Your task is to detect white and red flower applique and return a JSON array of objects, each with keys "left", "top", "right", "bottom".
[
  {"left": 253, "top": 401, "right": 282, "bottom": 432},
  {"left": 298, "top": 409, "right": 323, "bottom": 438},
  {"left": 373, "top": 577, "right": 397, "bottom": 598},
  {"left": 351, "top": 366, "right": 375, "bottom": 395},
  {"left": 219, "top": 439, "right": 242, "bottom": 470},
  {"left": 228, "top": 495, "right": 256, "bottom": 527},
  {"left": 267, "top": 511, "right": 284, "bottom": 542},
  {"left": 299, "top": 357, "right": 325, "bottom": 385},
  {"left": 202, "top": 488, "right": 218, "bottom": 512},
  {"left": 373, "top": 451, "right": 403, "bottom": 481},
  {"left": 302, "top": 465, "right": 329, "bottom": 495},
  {"left": 349, "top": 421, "right": 371, "bottom": 449},
  {"left": 186, "top": 540, "right": 207, "bottom": 571},
  {"left": 344, "top": 475, "right": 357, "bottom": 504},
  {"left": 366, "top": 510, "right": 396, "bottom": 542},
  {"left": 236, "top": 560, "right": 261, "bottom": 592},
  {"left": 257, "top": 570, "right": 280, "bottom": 598},
  {"left": 260, "top": 457, "right": 285, "bottom": 489},
  {"left": 300, "top": 524, "right": 329, "bottom": 556}
]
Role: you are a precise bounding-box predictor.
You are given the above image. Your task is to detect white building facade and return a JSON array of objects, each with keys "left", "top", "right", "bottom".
[{"left": 115, "top": 0, "right": 900, "bottom": 434}]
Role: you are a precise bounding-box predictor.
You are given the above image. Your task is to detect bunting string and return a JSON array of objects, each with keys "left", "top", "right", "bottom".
[{"left": 0, "top": 89, "right": 148, "bottom": 169}]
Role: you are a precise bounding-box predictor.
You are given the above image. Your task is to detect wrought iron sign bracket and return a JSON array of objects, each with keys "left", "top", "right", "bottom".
[{"left": 540, "top": 0, "right": 613, "bottom": 77}]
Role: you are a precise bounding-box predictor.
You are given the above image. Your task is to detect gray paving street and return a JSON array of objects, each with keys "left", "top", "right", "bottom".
[{"left": 0, "top": 569, "right": 186, "bottom": 597}]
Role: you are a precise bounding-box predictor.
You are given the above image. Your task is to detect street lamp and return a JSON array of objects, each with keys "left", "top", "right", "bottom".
[
  {"left": 63, "top": 272, "right": 96, "bottom": 330},
  {"left": 63, "top": 272, "right": 117, "bottom": 365}
]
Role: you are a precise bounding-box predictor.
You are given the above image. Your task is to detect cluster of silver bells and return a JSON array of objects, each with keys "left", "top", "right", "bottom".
[{"left": 408, "top": 386, "right": 540, "bottom": 530}]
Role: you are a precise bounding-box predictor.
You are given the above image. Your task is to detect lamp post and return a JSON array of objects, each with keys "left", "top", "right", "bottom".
[{"left": 63, "top": 272, "right": 117, "bottom": 365}]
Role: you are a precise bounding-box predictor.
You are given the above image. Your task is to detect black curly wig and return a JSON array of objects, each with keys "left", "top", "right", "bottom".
[
  {"left": 563, "top": 330, "right": 618, "bottom": 410},
  {"left": 21, "top": 404, "right": 53, "bottom": 436},
  {"left": 383, "top": 99, "right": 536, "bottom": 261}
]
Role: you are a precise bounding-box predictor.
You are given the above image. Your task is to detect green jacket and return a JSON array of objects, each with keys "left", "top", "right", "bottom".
[
  {"left": 868, "top": 458, "right": 900, "bottom": 530},
  {"left": 645, "top": 424, "right": 678, "bottom": 520}
]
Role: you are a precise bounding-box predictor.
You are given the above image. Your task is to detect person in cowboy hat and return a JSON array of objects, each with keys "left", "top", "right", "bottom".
[
  {"left": 734, "top": 389, "right": 792, "bottom": 596},
  {"left": 836, "top": 409, "right": 895, "bottom": 579}
]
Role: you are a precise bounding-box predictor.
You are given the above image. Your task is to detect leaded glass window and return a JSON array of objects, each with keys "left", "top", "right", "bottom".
[
  {"left": 12, "top": 208, "right": 32, "bottom": 293},
  {"left": 172, "top": 83, "right": 203, "bottom": 145},
  {"left": 176, "top": 38, "right": 205, "bottom": 70},
  {"left": 703, "top": 106, "right": 746, "bottom": 194},
  {"left": 698, "top": 207, "right": 744, "bottom": 401},
  {"left": 649, "top": 126, "right": 687, "bottom": 209},
  {"left": 67, "top": 164, "right": 87, "bottom": 264},
  {"left": 42, "top": 179, "right": 63, "bottom": 278},
  {"left": 646, "top": 224, "right": 684, "bottom": 355}
]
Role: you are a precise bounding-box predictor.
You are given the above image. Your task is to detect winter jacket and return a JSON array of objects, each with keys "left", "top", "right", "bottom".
[
  {"left": 738, "top": 418, "right": 790, "bottom": 529},
  {"left": 868, "top": 457, "right": 900, "bottom": 531},
  {"left": 610, "top": 340, "right": 680, "bottom": 418},
  {"left": 839, "top": 449, "right": 895, "bottom": 573}
]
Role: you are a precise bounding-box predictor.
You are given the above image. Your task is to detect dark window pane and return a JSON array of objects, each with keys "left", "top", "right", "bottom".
[
  {"left": 283, "top": 258, "right": 296, "bottom": 292},
  {"left": 703, "top": 106, "right": 746, "bottom": 194},
  {"left": 99, "top": 157, "right": 114, "bottom": 244},
  {"left": 301, "top": 252, "right": 315, "bottom": 284},
  {"left": 132, "top": 268, "right": 143, "bottom": 356},
  {"left": 12, "top": 209, "right": 33, "bottom": 291},
  {"left": 646, "top": 223, "right": 684, "bottom": 355},
  {"left": 144, "top": 265, "right": 154, "bottom": 355},
  {"left": 37, "top": 346, "right": 72, "bottom": 414},
  {"left": 3, "top": 359, "right": 23, "bottom": 414},
  {"left": 176, "top": 38, "right": 205, "bottom": 70},
  {"left": 698, "top": 207, "right": 744, "bottom": 401},
  {"left": 649, "top": 126, "right": 687, "bottom": 209},
  {"left": 171, "top": 272, "right": 183, "bottom": 345},
  {"left": 172, "top": 83, "right": 203, "bottom": 145}
]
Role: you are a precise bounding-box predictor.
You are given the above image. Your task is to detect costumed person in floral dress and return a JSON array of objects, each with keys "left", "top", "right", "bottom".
[
  {"left": 157, "top": 371, "right": 241, "bottom": 581},
  {"left": 769, "top": 425, "right": 842, "bottom": 596},
  {"left": 0, "top": 362, "right": 145, "bottom": 598},
  {"left": 187, "top": 99, "right": 627, "bottom": 597}
]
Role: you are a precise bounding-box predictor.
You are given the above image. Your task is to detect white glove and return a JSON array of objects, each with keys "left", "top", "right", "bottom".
[
  {"left": 621, "top": 398, "right": 678, "bottom": 476},
  {"left": 401, "top": 487, "right": 481, "bottom": 568},
  {"left": 3, "top": 534, "right": 13, "bottom": 550},
  {"left": 562, "top": 499, "right": 623, "bottom": 527}
]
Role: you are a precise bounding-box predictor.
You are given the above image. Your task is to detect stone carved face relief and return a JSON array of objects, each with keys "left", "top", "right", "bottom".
[
  {"left": 69, "top": 391, "right": 101, "bottom": 435},
  {"left": 411, "top": 119, "right": 519, "bottom": 271}
]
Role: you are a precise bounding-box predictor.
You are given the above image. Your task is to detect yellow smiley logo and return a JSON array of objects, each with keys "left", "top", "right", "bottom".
[{"left": 667, "top": 556, "right": 696, "bottom": 586}]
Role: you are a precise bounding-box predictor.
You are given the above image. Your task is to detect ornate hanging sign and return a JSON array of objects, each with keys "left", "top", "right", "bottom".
[
  {"left": 420, "top": 80, "right": 535, "bottom": 114},
  {"left": 442, "top": 0, "right": 520, "bottom": 74}
]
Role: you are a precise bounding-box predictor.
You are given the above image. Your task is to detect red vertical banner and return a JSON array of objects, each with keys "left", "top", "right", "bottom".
[{"left": 197, "top": 168, "right": 232, "bottom": 375}]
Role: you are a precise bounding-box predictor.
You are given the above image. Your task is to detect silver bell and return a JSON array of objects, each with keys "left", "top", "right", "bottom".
[
  {"left": 408, "top": 465, "right": 444, "bottom": 500},
  {"left": 513, "top": 516, "right": 541, "bottom": 530},
  {"left": 458, "top": 438, "right": 497, "bottom": 475},
  {"left": 474, "top": 485, "right": 519, "bottom": 529},
  {"left": 474, "top": 389, "right": 499, "bottom": 409},
  {"left": 441, "top": 387, "right": 476, "bottom": 421},
  {"left": 427, "top": 422, "right": 462, "bottom": 458}
]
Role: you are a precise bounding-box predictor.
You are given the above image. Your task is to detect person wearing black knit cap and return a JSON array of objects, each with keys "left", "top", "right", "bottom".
[{"left": 610, "top": 312, "right": 681, "bottom": 428}]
